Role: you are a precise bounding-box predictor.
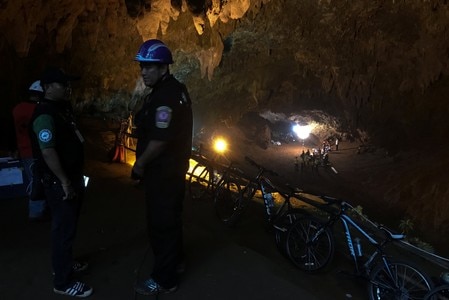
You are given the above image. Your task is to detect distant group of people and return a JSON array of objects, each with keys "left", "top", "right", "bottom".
[
  {"left": 294, "top": 137, "right": 340, "bottom": 172},
  {"left": 322, "top": 136, "right": 340, "bottom": 153},
  {"left": 9, "top": 39, "right": 192, "bottom": 298},
  {"left": 295, "top": 148, "right": 327, "bottom": 172}
]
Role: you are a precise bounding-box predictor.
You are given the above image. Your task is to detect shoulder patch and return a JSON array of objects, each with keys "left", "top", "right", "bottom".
[
  {"left": 155, "top": 106, "right": 172, "bottom": 129},
  {"left": 38, "top": 129, "right": 53, "bottom": 143}
]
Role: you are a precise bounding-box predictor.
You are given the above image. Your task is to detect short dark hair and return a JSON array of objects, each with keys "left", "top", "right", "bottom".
[{"left": 40, "top": 67, "right": 80, "bottom": 85}]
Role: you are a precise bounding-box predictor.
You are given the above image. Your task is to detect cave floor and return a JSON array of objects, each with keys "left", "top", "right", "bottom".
[
  {"left": 0, "top": 116, "right": 446, "bottom": 299},
  {"left": 1, "top": 159, "right": 364, "bottom": 300}
]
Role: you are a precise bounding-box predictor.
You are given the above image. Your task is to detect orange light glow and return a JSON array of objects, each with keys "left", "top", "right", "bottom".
[
  {"left": 213, "top": 137, "right": 227, "bottom": 154},
  {"left": 186, "top": 158, "right": 198, "bottom": 180},
  {"left": 126, "top": 157, "right": 136, "bottom": 166}
]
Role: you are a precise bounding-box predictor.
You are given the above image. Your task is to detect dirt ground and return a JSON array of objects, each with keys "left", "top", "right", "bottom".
[{"left": 0, "top": 116, "right": 447, "bottom": 300}]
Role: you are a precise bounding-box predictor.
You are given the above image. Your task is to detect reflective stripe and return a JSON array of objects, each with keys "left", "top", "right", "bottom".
[{"left": 64, "top": 281, "right": 85, "bottom": 296}]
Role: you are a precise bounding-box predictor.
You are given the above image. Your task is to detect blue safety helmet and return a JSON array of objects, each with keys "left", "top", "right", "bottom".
[{"left": 135, "top": 39, "right": 173, "bottom": 64}]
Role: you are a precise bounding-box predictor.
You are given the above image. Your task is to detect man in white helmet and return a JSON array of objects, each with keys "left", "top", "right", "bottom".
[{"left": 12, "top": 80, "right": 48, "bottom": 221}]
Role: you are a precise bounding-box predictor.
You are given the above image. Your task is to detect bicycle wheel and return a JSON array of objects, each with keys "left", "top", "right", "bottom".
[
  {"left": 424, "top": 285, "right": 449, "bottom": 300},
  {"left": 214, "top": 178, "right": 242, "bottom": 226},
  {"left": 368, "top": 259, "right": 433, "bottom": 300},
  {"left": 189, "top": 163, "right": 213, "bottom": 200},
  {"left": 273, "top": 208, "right": 309, "bottom": 256},
  {"left": 285, "top": 216, "right": 334, "bottom": 272}
]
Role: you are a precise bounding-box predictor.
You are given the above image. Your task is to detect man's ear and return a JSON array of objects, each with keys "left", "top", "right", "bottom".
[
  {"left": 42, "top": 82, "right": 51, "bottom": 91},
  {"left": 159, "top": 64, "right": 169, "bottom": 74}
]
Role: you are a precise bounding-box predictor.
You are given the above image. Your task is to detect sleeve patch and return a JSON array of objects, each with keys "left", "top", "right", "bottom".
[
  {"left": 155, "top": 106, "right": 172, "bottom": 129},
  {"left": 38, "top": 129, "right": 53, "bottom": 143}
]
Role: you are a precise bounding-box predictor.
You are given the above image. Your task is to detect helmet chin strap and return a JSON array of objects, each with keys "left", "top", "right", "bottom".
[
  {"left": 150, "top": 68, "right": 170, "bottom": 88},
  {"left": 161, "top": 69, "right": 170, "bottom": 80}
]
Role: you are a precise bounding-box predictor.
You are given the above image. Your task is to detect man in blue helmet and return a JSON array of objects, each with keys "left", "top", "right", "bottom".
[{"left": 132, "top": 39, "right": 193, "bottom": 295}]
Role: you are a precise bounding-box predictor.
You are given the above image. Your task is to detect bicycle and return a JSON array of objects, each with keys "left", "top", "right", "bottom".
[
  {"left": 424, "top": 285, "right": 449, "bottom": 299},
  {"left": 285, "top": 195, "right": 433, "bottom": 300},
  {"left": 188, "top": 138, "right": 229, "bottom": 200},
  {"left": 188, "top": 145, "right": 212, "bottom": 200},
  {"left": 424, "top": 272, "right": 449, "bottom": 299},
  {"left": 214, "top": 155, "right": 308, "bottom": 253}
]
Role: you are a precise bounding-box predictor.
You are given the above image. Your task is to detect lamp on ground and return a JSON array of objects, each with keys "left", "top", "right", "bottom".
[{"left": 213, "top": 137, "right": 227, "bottom": 154}]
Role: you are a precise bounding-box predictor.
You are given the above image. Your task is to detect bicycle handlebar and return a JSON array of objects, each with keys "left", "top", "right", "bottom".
[
  {"left": 244, "top": 156, "right": 279, "bottom": 177},
  {"left": 313, "top": 195, "right": 405, "bottom": 241}
]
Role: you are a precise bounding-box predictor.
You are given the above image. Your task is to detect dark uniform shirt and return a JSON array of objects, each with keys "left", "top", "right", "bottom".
[
  {"left": 29, "top": 100, "right": 84, "bottom": 182},
  {"left": 134, "top": 75, "right": 193, "bottom": 177}
]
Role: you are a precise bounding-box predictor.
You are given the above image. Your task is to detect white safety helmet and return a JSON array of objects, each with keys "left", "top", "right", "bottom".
[{"left": 29, "top": 80, "right": 44, "bottom": 93}]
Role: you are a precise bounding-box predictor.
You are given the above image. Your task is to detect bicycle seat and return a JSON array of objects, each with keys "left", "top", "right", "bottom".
[{"left": 379, "top": 225, "right": 404, "bottom": 240}]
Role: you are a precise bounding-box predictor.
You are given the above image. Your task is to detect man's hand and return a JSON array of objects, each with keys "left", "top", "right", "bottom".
[
  {"left": 131, "top": 161, "right": 144, "bottom": 180},
  {"left": 61, "top": 181, "right": 76, "bottom": 201}
]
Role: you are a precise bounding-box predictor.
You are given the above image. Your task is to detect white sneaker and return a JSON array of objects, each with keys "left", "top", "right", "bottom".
[
  {"left": 53, "top": 281, "right": 93, "bottom": 298},
  {"left": 134, "top": 278, "right": 177, "bottom": 295}
]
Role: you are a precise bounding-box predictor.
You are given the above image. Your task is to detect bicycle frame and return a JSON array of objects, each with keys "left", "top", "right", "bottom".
[
  {"left": 214, "top": 155, "right": 309, "bottom": 236},
  {"left": 333, "top": 211, "right": 382, "bottom": 275},
  {"left": 312, "top": 199, "right": 401, "bottom": 277},
  {"left": 189, "top": 156, "right": 239, "bottom": 200},
  {"left": 287, "top": 195, "right": 433, "bottom": 298},
  {"left": 260, "top": 177, "right": 299, "bottom": 224},
  {"left": 241, "top": 156, "right": 302, "bottom": 224}
]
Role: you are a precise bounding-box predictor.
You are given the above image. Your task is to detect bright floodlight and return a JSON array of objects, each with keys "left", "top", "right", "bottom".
[
  {"left": 213, "top": 137, "right": 227, "bottom": 154},
  {"left": 292, "top": 124, "right": 311, "bottom": 140}
]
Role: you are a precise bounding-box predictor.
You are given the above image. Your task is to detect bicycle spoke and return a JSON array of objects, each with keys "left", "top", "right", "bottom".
[
  {"left": 286, "top": 216, "right": 334, "bottom": 272},
  {"left": 368, "top": 261, "right": 432, "bottom": 300},
  {"left": 424, "top": 285, "right": 449, "bottom": 300},
  {"left": 273, "top": 210, "right": 307, "bottom": 256},
  {"left": 214, "top": 179, "right": 242, "bottom": 226},
  {"left": 189, "top": 164, "right": 212, "bottom": 200}
]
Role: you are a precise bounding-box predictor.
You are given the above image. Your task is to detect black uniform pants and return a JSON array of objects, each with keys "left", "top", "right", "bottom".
[
  {"left": 44, "top": 177, "right": 84, "bottom": 289},
  {"left": 144, "top": 172, "right": 185, "bottom": 288}
]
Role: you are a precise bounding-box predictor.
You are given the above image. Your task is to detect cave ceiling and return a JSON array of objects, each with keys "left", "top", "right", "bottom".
[{"left": 1, "top": 0, "right": 449, "bottom": 151}]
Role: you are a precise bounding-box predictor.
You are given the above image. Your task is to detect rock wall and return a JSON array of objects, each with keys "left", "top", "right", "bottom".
[{"left": 3, "top": 0, "right": 449, "bottom": 142}]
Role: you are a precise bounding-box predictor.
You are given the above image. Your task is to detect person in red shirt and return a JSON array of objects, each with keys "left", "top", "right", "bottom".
[{"left": 12, "top": 80, "right": 48, "bottom": 221}]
